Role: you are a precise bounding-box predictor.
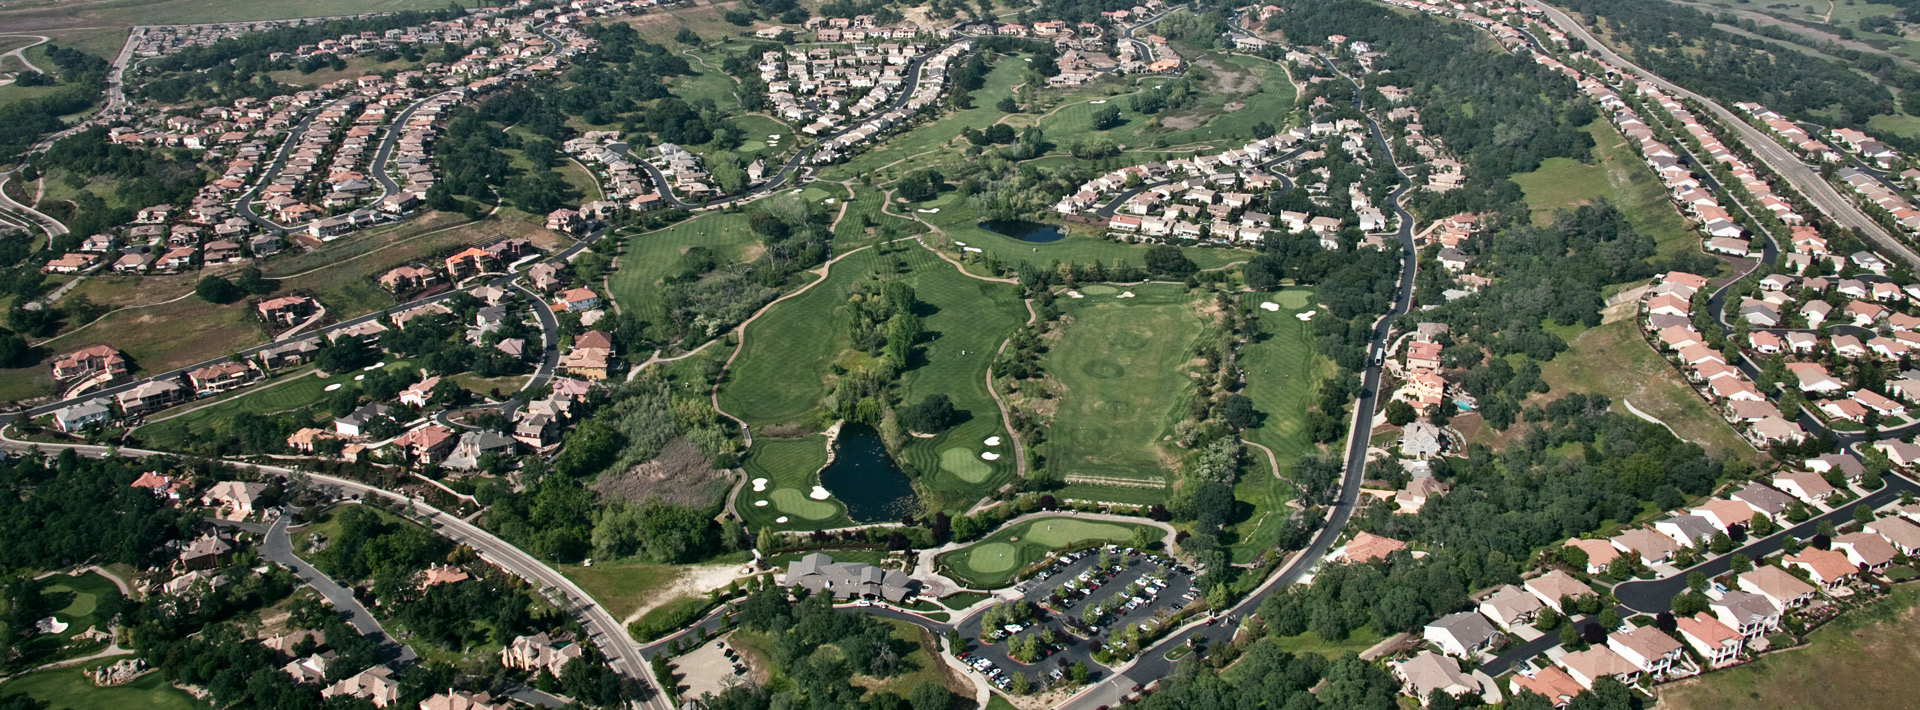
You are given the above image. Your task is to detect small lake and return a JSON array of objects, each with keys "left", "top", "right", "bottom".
[
  {"left": 819, "top": 422, "right": 919, "bottom": 523},
  {"left": 979, "top": 219, "right": 1066, "bottom": 243}
]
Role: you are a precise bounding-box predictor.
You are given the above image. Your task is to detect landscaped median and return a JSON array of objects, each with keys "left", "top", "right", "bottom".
[{"left": 936, "top": 515, "right": 1161, "bottom": 589}]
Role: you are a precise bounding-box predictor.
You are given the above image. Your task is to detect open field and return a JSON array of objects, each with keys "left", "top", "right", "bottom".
[
  {"left": 1264, "top": 623, "right": 1383, "bottom": 659},
  {"left": 937, "top": 516, "right": 1152, "bottom": 589},
  {"left": 1533, "top": 318, "right": 1757, "bottom": 462},
  {"left": 606, "top": 211, "right": 760, "bottom": 326},
  {"left": 557, "top": 560, "right": 685, "bottom": 622},
  {"left": 736, "top": 435, "right": 851, "bottom": 532},
  {"left": 0, "top": 663, "right": 205, "bottom": 710},
  {"left": 1659, "top": 585, "right": 1920, "bottom": 710},
  {"left": 613, "top": 1, "right": 751, "bottom": 44},
  {"left": 1022, "top": 52, "right": 1299, "bottom": 153},
  {"left": 44, "top": 292, "right": 267, "bottom": 377},
  {"left": 1510, "top": 119, "right": 1697, "bottom": 258},
  {"left": 267, "top": 55, "right": 420, "bottom": 89},
  {"left": 1041, "top": 284, "right": 1204, "bottom": 496}
]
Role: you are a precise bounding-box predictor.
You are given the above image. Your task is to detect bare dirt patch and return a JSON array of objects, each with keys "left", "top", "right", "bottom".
[
  {"left": 590, "top": 437, "right": 732, "bottom": 509},
  {"left": 1160, "top": 114, "right": 1206, "bottom": 130},
  {"left": 674, "top": 631, "right": 766, "bottom": 700},
  {"left": 621, "top": 563, "right": 744, "bottom": 626}
]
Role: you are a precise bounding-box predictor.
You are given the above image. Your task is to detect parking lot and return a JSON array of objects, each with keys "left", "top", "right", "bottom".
[
  {"left": 671, "top": 632, "right": 761, "bottom": 700},
  {"left": 953, "top": 545, "right": 1199, "bottom": 692}
]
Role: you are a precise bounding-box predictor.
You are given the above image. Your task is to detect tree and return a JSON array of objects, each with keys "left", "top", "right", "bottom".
[
  {"left": 1385, "top": 399, "right": 1416, "bottom": 426},
  {"left": 1708, "top": 532, "right": 1733, "bottom": 555},
  {"left": 674, "top": 27, "right": 701, "bottom": 45},
  {"left": 1558, "top": 622, "right": 1579, "bottom": 648},
  {"left": 1606, "top": 553, "right": 1635, "bottom": 580},
  {"left": 1598, "top": 607, "right": 1621, "bottom": 630},
  {"left": 756, "top": 527, "right": 774, "bottom": 553},
  {"left": 1559, "top": 545, "right": 1590, "bottom": 572},
  {"left": 1687, "top": 571, "right": 1707, "bottom": 592},
  {"left": 1143, "top": 244, "right": 1196, "bottom": 277},
  {"left": 1215, "top": 394, "right": 1258, "bottom": 429},
  {"left": 1010, "top": 671, "right": 1029, "bottom": 694},
  {"left": 1750, "top": 512, "right": 1776, "bottom": 537},
  {"left": 899, "top": 394, "right": 958, "bottom": 434},
  {"left": 1856, "top": 503, "right": 1876, "bottom": 526},
  {"left": 1091, "top": 105, "right": 1123, "bottom": 130},
  {"left": 195, "top": 274, "right": 242, "bottom": 304},
  {"left": 897, "top": 168, "right": 944, "bottom": 202},
  {"left": 908, "top": 681, "right": 954, "bottom": 710},
  {"left": 1730, "top": 553, "right": 1752, "bottom": 575},
  {"left": 1671, "top": 591, "right": 1709, "bottom": 617},
  {"left": 996, "top": 96, "right": 1020, "bottom": 113}
]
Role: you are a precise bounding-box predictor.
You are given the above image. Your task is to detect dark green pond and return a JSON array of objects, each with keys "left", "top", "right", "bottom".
[{"left": 819, "top": 422, "right": 919, "bottom": 523}]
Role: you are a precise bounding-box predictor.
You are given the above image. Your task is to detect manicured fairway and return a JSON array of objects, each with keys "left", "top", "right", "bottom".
[
  {"left": 937, "top": 516, "right": 1154, "bottom": 589},
  {"left": 1041, "top": 284, "right": 1205, "bottom": 496},
  {"left": 736, "top": 436, "right": 851, "bottom": 532},
  {"left": 606, "top": 212, "right": 761, "bottom": 325},
  {"left": 818, "top": 57, "right": 1029, "bottom": 184},
  {"left": 832, "top": 184, "right": 925, "bottom": 246},
  {"left": 0, "top": 664, "right": 206, "bottom": 710}
]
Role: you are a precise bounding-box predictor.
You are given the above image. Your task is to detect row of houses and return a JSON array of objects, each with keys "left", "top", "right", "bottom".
[{"left": 811, "top": 40, "right": 975, "bottom": 165}]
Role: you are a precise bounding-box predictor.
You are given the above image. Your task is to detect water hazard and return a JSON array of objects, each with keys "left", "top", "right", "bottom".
[
  {"left": 819, "top": 422, "right": 919, "bottom": 523},
  {"left": 978, "top": 219, "right": 1066, "bottom": 243}
]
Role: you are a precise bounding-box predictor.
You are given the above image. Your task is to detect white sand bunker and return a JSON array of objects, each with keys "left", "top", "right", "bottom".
[
  {"left": 809, "top": 486, "right": 832, "bottom": 500},
  {"left": 769, "top": 134, "right": 781, "bottom": 139},
  {"left": 36, "top": 617, "right": 66, "bottom": 634},
  {"left": 1260, "top": 302, "right": 1280, "bottom": 312},
  {"left": 754, "top": 500, "right": 769, "bottom": 507},
  {"left": 917, "top": 208, "right": 940, "bottom": 213},
  {"left": 776, "top": 516, "right": 789, "bottom": 523},
  {"left": 354, "top": 375, "right": 366, "bottom": 381},
  {"left": 982, "top": 452, "right": 1001, "bottom": 461},
  {"left": 1118, "top": 291, "right": 1136, "bottom": 298},
  {"left": 1090, "top": 99, "right": 1108, "bottom": 104},
  {"left": 984, "top": 436, "right": 1001, "bottom": 446},
  {"left": 1296, "top": 311, "right": 1316, "bottom": 321},
  {"left": 824, "top": 198, "right": 836, "bottom": 204},
  {"left": 752, "top": 478, "right": 768, "bottom": 492},
  {"left": 324, "top": 383, "right": 343, "bottom": 392},
  {"left": 964, "top": 247, "right": 983, "bottom": 253},
  {"left": 954, "top": 241, "right": 967, "bottom": 246},
  {"left": 1067, "top": 290, "right": 1085, "bottom": 298},
  {"left": 364, "top": 362, "right": 385, "bottom": 371}
]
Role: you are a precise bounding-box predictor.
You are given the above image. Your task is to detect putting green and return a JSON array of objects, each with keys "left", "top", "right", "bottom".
[
  {"left": 1020, "top": 519, "right": 1136, "bottom": 547},
  {"left": 965, "top": 542, "right": 1021, "bottom": 574},
  {"left": 770, "top": 489, "right": 840, "bottom": 520},
  {"left": 940, "top": 447, "right": 996, "bottom": 483},
  {"left": 1080, "top": 284, "right": 1119, "bottom": 295},
  {"left": 1107, "top": 329, "right": 1150, "bottom": 349},
  {"left": 1081, "top": 359, "right": 1125, "bottom": 379},
  {"left": 1272, "top": 290, "right": 1311, "bottom": 309},
  {"left": 47, "top": 585, "right": 96, "bottom": 619}
]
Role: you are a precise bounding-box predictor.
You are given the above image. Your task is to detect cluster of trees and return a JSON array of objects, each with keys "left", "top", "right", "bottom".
[
  {"left": 701, "top": 586, "right": 957, "bottom": 710},
  {"left": 195, "top": 267, "right": 278, "bottom": 304},
  {"left": 1130, "top": 79, "right": 1198, "bottom": 116},
  {"left": 1562, "top": 0, "right": 1897, "bottom": 128},
  {"left": 32, "top": 129, "right": 210, "bottom": 239},
  {"left": 0, "top": 43, "right": 108, "bottom": 161},
  {"left": 1268, "top": 400, "right": 1730, "bottom": 645},
  {"left": 646, "top": 196, "right": 829, "bottom": 349},
  {"left": 0, "top": 451, "right": 195, "bottom": 572}
]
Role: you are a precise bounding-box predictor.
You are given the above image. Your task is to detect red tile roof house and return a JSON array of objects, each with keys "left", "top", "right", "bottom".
[
  {"left": 1691, "top": 498, "right": 1761, "bottom": 532},
  {"left": 1338, "top": 531, "right": 1407, "bottom": 563},
  {"left": 1564, "top": 538, "right": 1621, "bottom": 574},
  {"left": 187, "top": 361, "right": 254, "bottom": 395},
  {"left": 393, "top": 425, "right": 456, "bottom": 464},
  {"left": 51, "top": 345, "right": 130, "bottom": 382},
  {"left": 256, "top": 295, "right": 319, "bottom": 326},
  {"left": 1509, "top": 665, "right": 1583, "bottom": 708},
  {"left": 1607, "top": 625, "right": 1683, "bottom": 677},
  {"left": 1676, "top": 612, "right": 1744, "bottom": 668},
  {"left": 1784, "top": 548, "right": 1858, "bottom": 590}
]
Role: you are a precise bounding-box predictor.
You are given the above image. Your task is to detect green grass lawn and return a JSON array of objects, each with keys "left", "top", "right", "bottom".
[
  {"left": 1033, "top": 53, "right": 1298, "bottom": 152},
  {"left": 133, "top": 362, "right": 412, "bottom": 451},
  {"left": 629, "top": 595, "right": 715, "bottom": 643},
  {"left": 819, "top": 56, "right": 1029, "bottom": 184},
  {"left": 936, "top": 516, "right": 1153, "bottom": 589},
  {"left": 1510, "top": 119, "right": 1697, "bottom": 259},
  {"left": 1263, "top": 623, "right": 1383, "bottom": 659},
  {"left": 737, "top": 435, "right": 852, "bottom": 532},
  {"left": 606, "top": 211, "right": 761, "bottom": 326},
  {"left": 1659, "top": 585, "right": 1920, "bottom": 710},
  {"left": 912, "top": 193, "right": 1248, "bottom": 277},
  {"left": 832, "top": 183, "right": 925, "bottom": 247},
  {"left": 1041, "top": 284, "right": 1205, "bottom": 496},
  {"left": 851, "top": 619, "right": 966, "bottom": 699},
  {"left": 0, "top": 663, "right": 206, "bottom": 710},
  {"left": 40, "top": 571, "right": 118, "bottom": 637},
  {"left": 24, "top": 0, "right": 483, "bottom": 26},
  {"left": 1228, "top": 289, "right": 1324, "bottom": 562},
  {"left": 1534, "top": 319, "right": 1757, "bottom": 462},
  {"left": 557, "top": 560, "right": 687, "bottom": 622}
]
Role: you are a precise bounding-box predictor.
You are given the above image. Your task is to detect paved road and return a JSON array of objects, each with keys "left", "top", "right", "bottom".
[
  {"left": 1058, "top": 54, "right": 1418, "bottom": 710},
  {"left": 0, "top": 171, "right": 66, "bottom": 240},
  {"left": 0, "top": 34, "right": 50, "bottom": 80},
  {"left": 234, "top": 103, "right": 329, "bottom": 234},
  {"left": 0, "top": 435, "right": 668, "bottom": 709},
  {"left": 1525, "top": 0, "right": 1920, "bottom": 272},
  {"left": 254, "top": 512, "right": 419, "bottom": 663}
]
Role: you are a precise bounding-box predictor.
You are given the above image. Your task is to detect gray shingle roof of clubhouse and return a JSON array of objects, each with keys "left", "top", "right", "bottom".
[{"left": 785, "top": 552, "right": 917, "bottom": 602}]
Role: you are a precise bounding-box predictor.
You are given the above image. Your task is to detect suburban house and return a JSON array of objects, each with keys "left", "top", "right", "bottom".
[
  {"left": 1423, "top": 611, "right": 1502, "bottom": 658},
  {"left": 1508, "top": 666, "right": 1583, "bottom": 708},
  {"left": 1477, "top": 585, "right": 1543, "bottom": 630},
  {"left": 1737, "top": 565, "right": 1818, "bottom": 609},
  {"left": 500, "top": 632, "right": 585, "bottom": 676},
  {"left": 1524, "top": 570, "right": 1593, "bottom": 613},
  {"left": 1607, "top": 625, "right": 1683, "bottom": 677},
  {"left": 202, "top": 480, "right": 268, "bottom": 520},
  {"left": 1557, "top": 646, "right": 1640, "bottom": 690},
  {"left": 1783, "top": 548, "right": 1857, "bottom": 590},
  {"left": 1676, "top": 612, "right": 1744, "bottom": 667},
  {"left": 1392, "top": 650, "right": 1477, "bottom": 706}
]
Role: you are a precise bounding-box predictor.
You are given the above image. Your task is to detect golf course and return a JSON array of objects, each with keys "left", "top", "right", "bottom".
[{"left": 938, "top": 516, "right": 1160, "bottom": 589}]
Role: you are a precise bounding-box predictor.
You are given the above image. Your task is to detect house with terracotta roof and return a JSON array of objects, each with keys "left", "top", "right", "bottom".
[
  {"left": 1564, "top": 538, "right": 1620, "bottom": 574},
  {"left": 1676, "top": 612, "right": 1744, "bottom": 667},
  {"left": 1508, "top": 666, "right": 1583, "bottom": 708},
  {"left": 187, "top": 361, "right": 255, "bottom": 395},
  {"left": 1784, "top": 548, "right": 1857, "bottom": 590},
  {"left": 131, "top": 471, "right": 186, "bottom": 501},
  {"left": 322, "top": 665, "right": 402, "bottom": 707},
  {"left": 393, "top": 425, "right": 456, "bottom": 463},
  {"left": 1339, "top": 531, "right": 1406, "bottom": 563},
  {"left": 1691, "top": 498, "right": 1760, "bottom": 532},
  {"left": 51, "top": 345, "right": 130, "bottom": 382},
  {"left": 553, "top": 287, "right": 599, "bottom": 312}
]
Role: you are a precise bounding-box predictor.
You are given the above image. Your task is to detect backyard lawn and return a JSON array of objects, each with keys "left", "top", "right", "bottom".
[
  {"left": 1039, "top": 284, "right": 1205, "bottom": 501},
  {"left": 936, "top": 516, "right": 1155, "bottom": 589}
]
